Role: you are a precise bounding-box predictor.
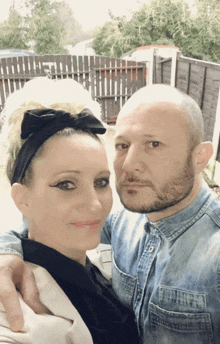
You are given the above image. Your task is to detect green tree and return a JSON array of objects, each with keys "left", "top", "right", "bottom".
[
  {"left": 183, "top": 0, "right": 220, "bottom": 62},
  {"left": 0, "top": 8, "right": 29, "bottom": 50},
  {"left": 54, "top": 1, "right": 86, "bottom": 47},
  {"left": 93, "top": 0, "right": 190, "bottom": 58},
  {"left": 93, "top": 0, "right": 220, "bottom": 63},
  {"left": 25, "top": 0, "right": 68, "bottom": 55},
  {"left": 93, "top": 16, "right": 131, "bottom": 58}
]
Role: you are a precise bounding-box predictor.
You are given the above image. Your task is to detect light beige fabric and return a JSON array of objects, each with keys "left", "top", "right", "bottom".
[{"left": 0, "top": 244, "right": 112, "bottom": 343}]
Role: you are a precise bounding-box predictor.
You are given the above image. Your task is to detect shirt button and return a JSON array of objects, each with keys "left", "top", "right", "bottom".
[{"left": 148, "top": 246, "right": 154, "bottom": 253}]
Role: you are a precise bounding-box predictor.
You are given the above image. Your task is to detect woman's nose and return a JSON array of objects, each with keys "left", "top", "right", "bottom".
[{"left": 78, "top": 189, "right": 102, "bottom": 213}]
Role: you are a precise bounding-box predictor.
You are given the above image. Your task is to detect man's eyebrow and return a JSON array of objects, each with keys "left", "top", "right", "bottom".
[
  {"left": 114, "top": 135, "right": 125, "bottom": 141},
  {"left": 115, "top": 134, "right": 157, "bottom": 140},
  {"left": 144, "top": 134, "right": 157, "bottom": 138}
]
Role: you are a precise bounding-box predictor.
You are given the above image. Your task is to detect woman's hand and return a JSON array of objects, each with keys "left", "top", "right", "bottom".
[{"left": 0, "top": 255, "right": 44, "bottom": 331}]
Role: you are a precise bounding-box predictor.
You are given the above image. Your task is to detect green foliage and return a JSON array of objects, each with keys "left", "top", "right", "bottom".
[
  {"left": 0, "top": 8, "right": 29, "bottom": 50},
  {"left": 25, "top": 0, "right": 68, "bottom": 54},
  {"left": 93, "top": 0, "right": 220, "bottom": 63},
  {"left": 55, "top": 1, "right": 86, "bottom": 46},
  {"left": 0, "top": 0, "right": 86, "bottom": 55}
]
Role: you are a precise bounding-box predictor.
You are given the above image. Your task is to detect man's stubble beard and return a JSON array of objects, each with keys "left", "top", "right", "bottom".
[{"left": 116, "top": 153, "right": 195, "bottom": 214}]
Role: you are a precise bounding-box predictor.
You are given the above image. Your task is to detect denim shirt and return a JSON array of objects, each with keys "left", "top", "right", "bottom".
[
  {"left": 1, "top": 184, "right": 220, "bottom": 343},
  {"left": 101, "top": 184, "right": 220, "bottom": 344}
]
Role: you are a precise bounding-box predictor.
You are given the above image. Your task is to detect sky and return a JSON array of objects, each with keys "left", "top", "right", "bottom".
[
  {"left": 0, "top": 0, "right": 195, "bottom": 31},
  {"left": 0, "top": 0, "right": 145, "bottom": 31}
]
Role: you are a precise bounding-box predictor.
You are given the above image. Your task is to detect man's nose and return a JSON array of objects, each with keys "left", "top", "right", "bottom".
[{"left": 122, "top": 146, "right": 146, "bottom": 173}]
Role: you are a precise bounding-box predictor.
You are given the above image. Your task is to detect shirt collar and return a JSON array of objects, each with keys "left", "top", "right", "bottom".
[
  {"left": 148, "top": 183, "right": 216, "bottom": 241},
  {"left": 21, "top": 238, "right": 97, "bottom": 292}
]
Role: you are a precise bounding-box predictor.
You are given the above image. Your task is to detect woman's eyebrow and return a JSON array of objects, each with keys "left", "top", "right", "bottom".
[{"left": 52, "top": 170, "right": 81, "bottom": 177}]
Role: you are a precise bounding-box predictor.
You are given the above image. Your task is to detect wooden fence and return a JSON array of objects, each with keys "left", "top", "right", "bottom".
[
  {"left": 154, "top": 54, "right": 220, "bottom": 164},
  {"left": 0, "top": 55, "right": 147, "bottom": 123}
]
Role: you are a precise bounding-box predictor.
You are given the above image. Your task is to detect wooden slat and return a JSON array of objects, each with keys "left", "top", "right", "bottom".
[
  {"left": 95, "top": 55, "right": 100, "bottom": 98},
  {"left": 100, "top": 56, "right": 106, "bottom": 121},
  {"left": 6, "top": 58, "right": 15, "bottom": 94},
  {"left": 28, "top": 56, "right": 36, "bottom": 82},
  {"left": 89, "top": 55, "right": 95, "bottom": 97},
  {"left": 0, "top": 61, "right": 5, "bottom": 110},
  {"left": 84, "top": 56, "right": 89, "bottom": 90},
  {"left": 34, "top": 55, "right": 41, "bottom": 76},
  {"left": 72, "top": 56, "right": 78, "bottom": 82},
  {"left": 23, "top": 56, "right": 30, "bottom": 81},
  {"left": 105, "top": 57, "right": 112, "bottom": 122},
  {"left": 121, "top": 59, "right": 127, "bottom": 107},
  {"left": 60, "top": 55, "right": 67, "bottom": 79},
  {"left": 116, "top": 58, "right": 121, "bottom": 116},
  {"left": 126, "top": 60, "right": 132, "bottom": 104},
  {"left": 110, "top": 57, "right": 117, "bottom": 121},
  {"left": 78, "top": 56, "right": 84, "bottom": 85},
  {"left": 54, "top": 55, "right": 62, "bottom": 79},
  {"left": 1, "top": 59, "right": 10, "bottom": 100}
]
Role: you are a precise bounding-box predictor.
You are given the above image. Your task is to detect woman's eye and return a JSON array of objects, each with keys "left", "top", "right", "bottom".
[
  {"left": 148, "top": 141, "right": 160, "bottom": 148},
  {"left": 54, "top": 181, "right": 76, "bottom": 191},
  {"left": 115, "top": 143, "right": 128, "bottom": 151},
  {"left": 95, "top": 178, "right": 110, "bottom": 189}
]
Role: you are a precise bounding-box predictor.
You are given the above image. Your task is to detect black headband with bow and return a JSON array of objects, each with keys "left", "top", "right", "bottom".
[{"left": 11, "top": 108, "right": 106, "bottom": 185}]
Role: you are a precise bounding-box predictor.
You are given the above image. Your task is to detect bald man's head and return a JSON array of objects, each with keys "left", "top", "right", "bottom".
[{"left": 117, "top": 84, "right": 204, "bottom": 149}]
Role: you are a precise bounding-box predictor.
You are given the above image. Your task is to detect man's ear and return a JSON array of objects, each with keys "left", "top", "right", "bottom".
[
  {"left": 193, "top": 141, "right": 214, "bottom": 174},
  {"left": 11, "top": 183, "right": 30, "bottom": 217}
]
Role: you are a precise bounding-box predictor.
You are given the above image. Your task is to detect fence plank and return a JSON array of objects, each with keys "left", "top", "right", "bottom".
[
  {"left": 1, "top": 59, "right": 10, "bottom": 101},
  {"left": 6, "top": 58, "right": 15, "bottom": 95},
  {"left": 89, "top": 55, "right": 95, "bottom": 97},
  {"left": 0, "top": 61, "right": 5, "bottom": 110},
  {"left": 116, "top": 58, "right": 121, "bottom": 117},
  {"left": 78, "top": 56, "right": 84, "bottom": 85},
  {"left": 23, "top": 56, "right": 30, "bottom": 81},
  {"left": 0, "top": 55, "right": 148, "bottom": 125},
  {"left": 100, "top": 56, "right": 106, "bottom": 121}
]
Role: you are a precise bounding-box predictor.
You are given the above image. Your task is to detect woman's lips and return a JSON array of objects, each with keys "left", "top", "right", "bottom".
[{"left": 72, "top": 220, "right": 101, "bottom": 230}]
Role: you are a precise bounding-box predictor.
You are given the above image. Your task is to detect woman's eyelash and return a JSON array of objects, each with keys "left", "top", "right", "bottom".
[
  {"left": 51, "top": 181, "right": 76, "bottom": 191},
  {"left": 95, "top": 178, "right": 110, "bottom": 188},
  {"left": 50, "top": 178, "right": 110, "bottom": 191}
]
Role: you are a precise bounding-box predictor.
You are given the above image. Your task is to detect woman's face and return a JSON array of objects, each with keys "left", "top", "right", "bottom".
[{"left": 21, "top": 133, "right": 112, "bottom": 263}]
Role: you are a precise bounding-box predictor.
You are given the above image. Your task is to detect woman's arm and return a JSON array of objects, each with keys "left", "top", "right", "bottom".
[{"left": 0, "top": 225, "right": 44, "bottom": 331}]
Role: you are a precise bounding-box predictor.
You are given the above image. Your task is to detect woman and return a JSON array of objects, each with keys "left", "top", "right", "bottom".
[{"left": 0, "top": 77, "right": 140, "bottom": 344}]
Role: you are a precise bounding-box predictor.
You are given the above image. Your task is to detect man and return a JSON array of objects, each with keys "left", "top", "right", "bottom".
[{"left": 0, "top": 84, "right": 220, "bottom": 343}]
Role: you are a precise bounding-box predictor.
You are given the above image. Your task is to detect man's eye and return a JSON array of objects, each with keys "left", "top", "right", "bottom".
[
  {"left": 115, "top": 143, "right": 128, "bottom": 151},
  {"left": 54, "top": 181, "right": 76, "bottom": 191},
  {"left": 95, "top": 178, "right": 110, "bottom": 189},
  {"left": 148, "top": 141, "right": 160, "bottom": 148}
]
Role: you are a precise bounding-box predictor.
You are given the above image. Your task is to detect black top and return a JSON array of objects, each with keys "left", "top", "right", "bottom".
[{"left": 21, "top": 237, "right": 140, "bottom": 344}]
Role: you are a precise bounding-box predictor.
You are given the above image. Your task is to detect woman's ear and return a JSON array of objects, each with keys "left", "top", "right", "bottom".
[
  {"left": 11, "top": 183, "right": 30, "bottom": 217},
  {"left": 193, "top": 141, "right": 214, "bottom": 174}
]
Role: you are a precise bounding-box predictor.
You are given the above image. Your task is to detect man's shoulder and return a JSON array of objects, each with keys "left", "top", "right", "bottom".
[
  {"left": 204, "top": 193, "right": 220, "bottom": 227},
  {"left": 106, "top": 208, "right": 147, "bottom": 226}
]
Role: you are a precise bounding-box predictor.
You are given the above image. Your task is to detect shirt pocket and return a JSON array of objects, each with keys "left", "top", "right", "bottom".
[
  {"left": 149, "top": 302, "right": 214, "bottom": 344},
  {"left": 112, "top": 254, "right": 137, "bottom": 309}
]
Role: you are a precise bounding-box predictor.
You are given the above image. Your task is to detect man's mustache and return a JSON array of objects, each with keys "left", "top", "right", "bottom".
[{"left": 120, "top": 174, "right": 154, "bottom": 187}]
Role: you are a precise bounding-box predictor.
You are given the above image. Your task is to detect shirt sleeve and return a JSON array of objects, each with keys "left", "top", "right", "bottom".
[{"left": 0, "top": 222, "right": 28, "bottom": 258}]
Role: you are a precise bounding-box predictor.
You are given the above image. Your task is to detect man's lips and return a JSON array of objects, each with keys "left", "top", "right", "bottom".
[{"left": 72, "top": 220, "right": 101, "bottom": 229}]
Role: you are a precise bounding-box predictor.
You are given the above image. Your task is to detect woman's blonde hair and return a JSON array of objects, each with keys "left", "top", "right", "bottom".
[{"left": 1, "top": 77, "right": 102, "bottom": 183}]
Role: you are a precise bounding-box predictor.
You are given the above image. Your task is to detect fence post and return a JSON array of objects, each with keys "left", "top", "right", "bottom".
[
  {"left": 170, "top": 50, "right": 178, "bottom": 87},
  {"left": 147, "top": 48, "right": 155, "bottom": 85},
  {"left": 208, "top": 84, "right": 220, "bottom": 184}
]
